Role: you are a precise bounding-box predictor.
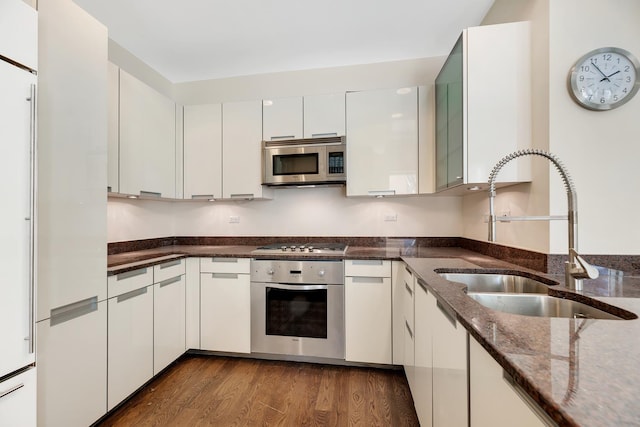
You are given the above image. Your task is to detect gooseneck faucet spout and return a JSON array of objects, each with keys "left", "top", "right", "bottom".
[{"left": 487, "top": 149, "right": 598, "bottom": 290}]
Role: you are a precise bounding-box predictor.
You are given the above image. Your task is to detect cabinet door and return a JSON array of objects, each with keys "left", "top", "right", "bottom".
[
  {"left": 222, "top": 100, "right": 270, "bottom": 199},
  {"left": 183, "top": 103, "right": 222, "bottom": 199},
  {"left": 470, "top": 337, "right": 547, "bottom": 427},
  {"left": 435, "top": 82, "right": 449, "bottom": 191},
  {"left": 0, "top": 367, "right": 36, "bottom": 427},
  {"left": 346, "top": 87, "right": 418, "bottom": 196},
  {"left": 200, "top": 273, "right": 250, "bottom": 353},
  {"left": 303, "top": 93, "right": 345, "bottom": 138},
  {"left": 154, "top": 275, "right": 186, "bottom": 375},
  {"left": 431, "top": 292, "right": 467, "bottom": 427},
  {"left": 391, "top": 262, "right": 405, "bottom": 365},
  {"left": 345, "top": 276, "right": 392, "bottom": 364},
  {"left": 0, "top": 0, "right": 37, "bottom": 70},
  {"left": 413, "top": 281, "right": 433, "bottom": 427},
  {"left": 107, "top": 62, "right": 119, "bottom": 193},
  {"left": 120, "top": 69, "right": 176, "bottom": 198},
  {"left": 262, "top": 96, "right": 303, "bottom": 141},
  {"left": 185, "top": 258, "right": 201, "bottom": 349},
  {"left": 107, "top": 287, "right": 153, "bottom": 411},
  {"left": 37, "top": 300, "right": 107, "bottom": 427}
]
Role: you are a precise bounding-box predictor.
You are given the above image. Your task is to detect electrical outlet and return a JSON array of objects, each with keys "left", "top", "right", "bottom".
[
  {"left": 229, "top": 216, "right": 240, "bottom": 223},
  {"left": 384, "top": 213, "right": 398, "bottom": 222}
]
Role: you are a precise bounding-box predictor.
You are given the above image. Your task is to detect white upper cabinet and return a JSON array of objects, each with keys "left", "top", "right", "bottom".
[
  {"left": 346, "top": 87, "right": 418, "bottom": 197},
  {"left": 119, "top": 69, "right": 176, "bottom": 198},
  {"left": 262, "top": 96, "right": 303, "bottom": 141},
  {"left": 0, "top": 0, "right": 37, "bottom": 70},
  {"left": 183, "top": 103, "right": 222, "bottom": 199},
  {"left": 303, "top": 93, "right": 345, "bottom": 138},
  {"left": 107, "top": 62, "right": 119, "bottom": 193},
  {"left": 436, "top": 21, "right": 531, "bottom": 193},
  {"left": 222, "top": 100, "right": 271, "bottom": 199}
]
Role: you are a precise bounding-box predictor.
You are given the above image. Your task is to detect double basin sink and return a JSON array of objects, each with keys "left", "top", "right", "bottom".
[{"left": 439, "top": 272, "right": 631, "bottom": 320}]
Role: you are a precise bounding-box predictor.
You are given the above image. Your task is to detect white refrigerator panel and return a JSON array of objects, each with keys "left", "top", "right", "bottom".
[{"left": 0, "top": 59, "right": 36, "bottom": 377}]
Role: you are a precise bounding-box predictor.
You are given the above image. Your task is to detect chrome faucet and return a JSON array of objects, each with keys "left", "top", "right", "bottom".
[{"left": 487, "top": 149, "right": 598, "bottom": 290}]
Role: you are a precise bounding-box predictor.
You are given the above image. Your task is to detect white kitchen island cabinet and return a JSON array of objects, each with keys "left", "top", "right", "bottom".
[
  {"left": 119, "top": 69, "right": 176, "bottom": 198},
  {"left": 346, "top": 87, "right": 419, "bottom": 197},
  {"left": 303, "top": 93, "right": 345, "bottom": 138},
  {"left": 200, "top": 258, "right": 251, "bottom": 353},
  {"left": 183, "top": 103, "right": 223, "bottom": 200},
  {"left": 344, "top": 260, "right": 392, "bottom": 364},
  {"left": 262, "top": 96, "right": 303, "bottom": 141},
  {"left": 469, "top": 336, "right": 550, "bottom": 427},
  {"left": 153, "top": 260, "right": 186, "bottom": 375},
  {"left": 222, "top": 100, "right": 271, "bottom": 199}
]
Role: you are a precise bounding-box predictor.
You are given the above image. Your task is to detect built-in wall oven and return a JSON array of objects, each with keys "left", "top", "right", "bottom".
[{"left": 250, "top": 258, "right": 345, "bottom": 359}]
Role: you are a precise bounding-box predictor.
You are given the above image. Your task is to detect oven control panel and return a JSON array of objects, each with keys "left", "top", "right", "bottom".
[{"left": 251, "top": 259, "right": 344, "bottom": 285}]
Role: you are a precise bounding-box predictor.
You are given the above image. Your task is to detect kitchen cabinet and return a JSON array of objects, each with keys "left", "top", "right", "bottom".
[
  {"left": 153, "top": 260, "right": 186, "bottom": 374},
  {"left": 346, "top": 87, "right": 419, "bottom": 196},
  {"left": 107, "top": 282, "right": 153, "bottom": 411},
  {"left": 200, "top": 258, "right": 251, "bottom": 353},
  {"left": 0, "top": 367, "right": 36, "bottom": 427},
  {"left": 37, "top": 300, "right": 107, "bottom": 427},
  {"left": 107, "top": 62, "right": 119, "bottom": 193},
  {"left": 435, "top": 21, "right": 531, "bottom": 193},
  {"left": 402, "top": 265, "right": 416, "bottom": 390},
  {"left": 119, "top": 69, "right": 176, "bottom": 198},
  {"left": 222, "top": 100, "right": 272, "bottom": 199},
  {"left": 0, "top": 0, "right": 37, "bottom": 71},
  {"left": 303, "top": 93, "right": 345, "bottom": 138},
  {"left": 470, "top": 336, "right": 550, "bottom": 427},
  {"left": 262, "top": 96, "right": 303, "bottom": 141},
  {"left": 391, "top": 262, "right": 406, "bottom": 364},
  {"left": 183, "top": 103, "right": 222, "bottom": 199},
  {"left": 185, "top": 257, "right": 201, "bottom": 349},
  {"left": 431, "top": 291, "right": 467, "bottom": 427},
  {"left": 344, "top": 260, "right": 392, "bottom": 364},
  {"left": 413, "top": 279, "right": 433, "bottom": 427}
]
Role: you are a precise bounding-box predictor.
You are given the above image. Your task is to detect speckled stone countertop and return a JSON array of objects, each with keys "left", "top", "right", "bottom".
[{"left": 107, "top": 243, "right": 640, "bottom": 426}]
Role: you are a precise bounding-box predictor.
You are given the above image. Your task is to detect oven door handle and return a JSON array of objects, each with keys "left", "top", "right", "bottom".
[{"left": 266, "top": 283, "right": 330, "bottom": 291}]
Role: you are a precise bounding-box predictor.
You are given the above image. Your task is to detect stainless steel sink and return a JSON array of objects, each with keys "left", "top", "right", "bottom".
[
  {"left": 467, "top": 293, "right": 624, "bottom": 320},
  {"left": 439, "top": 273, "right": 552, "bottom": 294}
]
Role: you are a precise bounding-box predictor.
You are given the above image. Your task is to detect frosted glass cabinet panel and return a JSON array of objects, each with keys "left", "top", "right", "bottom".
[
  {"left": 119, "top": 69, "right": 176, "bottom": 198},
  {"left": 303, "top": 93, "right": 345, "bottom": 138},
  {"left": 183, "top": 103, "right": 222, "bottom": 199},
  {"left": 262, "top": 96, "right": 303, "bottom": 141},
  {"left": 346, "top": 87, "right": 418, "bottom": 196}
]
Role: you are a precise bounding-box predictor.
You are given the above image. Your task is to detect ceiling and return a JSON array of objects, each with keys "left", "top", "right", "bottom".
[{"left": 73, "top": 0, "right": 495, "bottom": 83}]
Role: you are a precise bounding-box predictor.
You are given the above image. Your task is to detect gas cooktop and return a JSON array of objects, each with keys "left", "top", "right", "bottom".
[{"left": 252, "top": 242, "right": 348, "bottom": 256}]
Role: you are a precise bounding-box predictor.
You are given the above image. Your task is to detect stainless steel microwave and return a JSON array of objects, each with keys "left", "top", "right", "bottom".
[{"left": 262, "top": 136, "right": 346, "bottom": 186}]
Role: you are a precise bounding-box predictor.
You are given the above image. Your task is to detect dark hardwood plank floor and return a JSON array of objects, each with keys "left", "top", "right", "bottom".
[{"left": 97, "top": 355, "right": 419, "bottom": 426}]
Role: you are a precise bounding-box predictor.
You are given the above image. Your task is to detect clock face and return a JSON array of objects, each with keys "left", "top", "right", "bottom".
[{"left": 569, "top": 47, "right": 640, "bottom": 110}]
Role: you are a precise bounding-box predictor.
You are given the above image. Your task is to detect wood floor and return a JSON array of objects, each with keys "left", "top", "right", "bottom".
[{"left": 97, "top": 355, "right": 419, "bottom": 426}]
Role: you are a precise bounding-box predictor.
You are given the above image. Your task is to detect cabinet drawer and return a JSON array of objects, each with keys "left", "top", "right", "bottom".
[
  {"left": 345, "top": 259, "right": 391, "bottom": 277},
  {"left": 200, "top": 257, "right": 250, "bottom": 274},
  {"left": 108, "top": 267, "right": 153, "bottom": 298},
  {"left": 153, "top": 258, "right": 186, "bottom": 283}
]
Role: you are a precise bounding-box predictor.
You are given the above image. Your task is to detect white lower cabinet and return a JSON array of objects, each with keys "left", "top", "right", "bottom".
[
  {"left": 344, "top": 260, "right": 392, "bottom": 364},
  {"left": 107, "top": 285, "right": 153, "bottom": 411},
  {"left": 413, "top": 280, "right": 433, "bottom": 427},
  {"left": 431, "top": 291, "right": 468, "bottom": 427},
  {"left": 154, "top": 274, "right": 186, "bottom": 375},
  {"left": 200, "top": 258, "right": 251, "bottom": 353},
  {"left": 470, "top": 336, "right": 549, "bottom": 427},
  {"left": 185, "top": 258, "right": 201, "bottom": 349},
  {"left": 36, "top": 300, "right": 107, "bottom": 427},
  {"left": 0, "top": 367, "right": 36, "bottom": 427}
]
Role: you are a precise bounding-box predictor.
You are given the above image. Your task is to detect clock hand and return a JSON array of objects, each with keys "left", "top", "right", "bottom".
[
  {"left": 590, "top": 60, "right": 610, "bottom": 82},
  {"left": 606, "top": 70, "right": 621, "bottom": 78}
]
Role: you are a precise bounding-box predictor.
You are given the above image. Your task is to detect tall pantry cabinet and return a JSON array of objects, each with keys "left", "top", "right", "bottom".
[{"left": 36, "top": 0, "right": 108, "bottom": 426}]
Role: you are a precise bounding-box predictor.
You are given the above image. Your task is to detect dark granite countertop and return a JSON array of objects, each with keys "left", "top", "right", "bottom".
[{"left": 107, "top": 243, "right": 640, "bottom": 426}]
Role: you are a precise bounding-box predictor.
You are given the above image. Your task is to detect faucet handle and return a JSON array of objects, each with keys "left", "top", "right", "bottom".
[{"left": 569, "top": 249, "right": 600, "bottom": 280}]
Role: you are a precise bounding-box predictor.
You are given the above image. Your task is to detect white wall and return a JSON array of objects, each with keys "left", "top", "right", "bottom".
[{"left": 107, "top": 189, "right": 462, "bottom": 242}]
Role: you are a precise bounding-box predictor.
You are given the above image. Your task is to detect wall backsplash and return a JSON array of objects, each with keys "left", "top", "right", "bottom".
[{"left": 107, "top": 187, "right": 463, "bottom": 243}]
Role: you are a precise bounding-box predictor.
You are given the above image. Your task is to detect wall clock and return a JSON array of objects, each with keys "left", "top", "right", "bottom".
[{"left": 568, "top": 47, "right": 640, "bottom": 111}]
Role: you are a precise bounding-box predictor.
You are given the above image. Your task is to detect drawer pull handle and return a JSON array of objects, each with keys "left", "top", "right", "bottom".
[
  {"left": 351, "top": 276, "right": 384, "bottom": 283},
  {"left": 159, "top": 276, "right": 182, "bottom": 287},
  {"left": 436, "top": 299, "right": 457, "bottom": 327},
  {"left": 117, "top": 268, "right": 147, "bottom": 280},
  {"left": 230, "top": 194, "right": 254, "bottom": 199},
  {"left": 417, "top": 279, "right": 428, "bottom": 293},
  {"left": 270, "top": 135, "right": 296, "bottom": 140},
  {"left": 159, "top": 259, "right": 182, "bottom": 269},
  {"left": 211, "top": 257, "right": 238, "bottom": 263},
  {"left": 50, "top": 296, "right": 98, "bottom": 326},
  {"left": 405, "top": 282, "right": 413, "bottom": 296},
  {"left": 211, "top": 273, "right": 238, "bottom": 279},
  {"left": 405, "top": 320, "right": 413, "bottom": 339},
  {"left": 117, "top": 287, "right": 148, "bottom": 303},
  {"left": 351, "top": 260, "right": 383, "bottom": 266},
  {"left": 0, "top": 383, "right": 24, "bottom": 400},
  {"left": 311, "top": 132, "right": 338, "bottom": 137},
  {"left": 140, "top": 190, "right": 161, "bottom": 198},
  {"left": 191, "top": 194, "right": 214, "bottom": 199}
]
